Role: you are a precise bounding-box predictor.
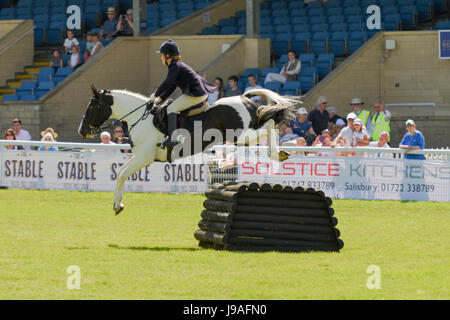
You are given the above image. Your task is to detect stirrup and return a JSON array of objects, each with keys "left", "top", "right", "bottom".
[{"left": 162, "top": 137, "right": 178, "bottom": 148}]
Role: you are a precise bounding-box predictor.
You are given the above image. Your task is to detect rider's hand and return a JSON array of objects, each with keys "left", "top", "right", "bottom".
[
  {"left": 154, "top": 97, "right": 162, "bottom": 105},
  {"left": 149, "top": 93, "right": 156, "bottom": 103}
]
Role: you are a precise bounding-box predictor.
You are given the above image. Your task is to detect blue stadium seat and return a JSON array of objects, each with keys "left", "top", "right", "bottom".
[
  {"left": 237, "top": 26, "right": 246, "bottom": 34},
  {"left": 16, "top": 81, "right": 37, "bottom": 96},
  {"left": 383, "top": 14, "right": 402, "bottom": 30},
  {"left": 281, "top": 81, "right": 301, "bottom": 95},
  {"left": 260, "top": 25, "right": 274, "bottom": 34},
  {"left": 33, "top": 7, "right": 49, "bottom": 15},
  {"left": 54, "top": 67, "right": 73, "bottom": 82},
  {"left": 347, "top": 15, "right": 364, "bottom": 24},
  {"left": 17, "top": 0, "right": 33, "bottom": 8},
  {"left": 278, "top": 54, "right": 289, "bottom": 64},
  {"left": 2, "top": 95, "right": 19, "bottom": 101},
  {"left": 292, "top": 32, "right": 312, "bottom": 54},
  {"left": 310, "top": 16, "right": 328, "bottom": 25},
  {"left": 329, "top": 31, "right": 348, "bottom": 56},
  {"left": 299, "top": 53, "right": 316, "bottom": 67},
  {"left": 218, "top": 18, "right": 236, "bottom": 26},
  {"left": 379, "top": 0, "right": 397, "bottom": 7},
  {"left": 299, "top": 75, "right": 314, "bottom": 92},
  {"left": 330, "top": 23, "right": 348, "bottom": 32},
  {"left": 272, "top": 9, "right": 289, "bottom": 17},
  {"left": 220, "top": 26, "right": 237, "bottom": 34},
  {"left": 343, "top": 0, "right": 360, "bottom": 6},
  {"left": 16, "top": 8, "right": 33, "bottom": 19},
  {"left": 291, "top": 16, "right": 309, "bottom": 25},
  {"left": 328, "top": 15, "right": 346, "bottom": 24},
  {"left": 361, "top": 0, "right": 379, "bottom": 7},
  {"left": 237, "top": 18, "right": 246, "bottom": 26},
  {"left": 272, "top": 40, "right": 290, "bottom": 56},
  {"left": 344, "top": 6, "right": 362, "bottom": 16},
  {"left": 265, "top": 81, "right": 282, "bottom": 92},
  {"left": 290, "top": 8, "right": 307, "bottom": 17},
  {"left": 324, "top": 0, "right": 342, "bottom": 8},
  {"left": 400, "top": 6, "right": 418, "bottom": 30},
  {"left": 243, "top": 68, "right": 261, "bottom": 79},
  {"left": 435, "top": 20, "right": 450, "bottom": 29},
  {"left": 271, "top": 2, "right": 288, "bottom": 10},
  {"left": 348, "top": 22, "right": 366, "bottom": 32},
  {"left": 288, "top": 1, "right": 305, "bottom": 10},
  {"left": 383, "top": 6, "right": 400, "bottom": 14},
  {"left": 260, "top": 17, "right": 271, "bottom": 26},
  {"left": 262, "top": 67, "right": 279, "bottom": 79},
  {"left": 312, "top": 23, "right": 329, "bottom": 33},
  {"left": 307, "top": 1, "right": 324, "bottom": 9},
  {"left": 433, "top": 0, "right": 449, "bottom": 14},
  {"left": 37, "top": 68, "right": 54, "bottom": 82},
  {"left": 293, "top": 25, "right": 311, "bottom": 33},
  {"left": 0, "top": 8, "right": 15, "bottom": 19},
  {"left": 326, "top": 8, "right": 344, "bottom": 16},
  {"left": 308, "top": 8, "right": 326, "bottom": 16},
  {"left": 273, "top": 17, "right": 291, "bottom": 25},
  {"left": 300, "top": 66, "right": 318, "bottom": 83},
  {"left": 275, "top": 25, "right": 292, "bottom": 34},
  {"left": 195, "top": 2, "right": 210, "bottom": 10},
  {"left": 235, "top": 10, "right": 246, "bottom": 19},
  {"left": 311, "top": 32, "right": 329, "bottom": 54},
  {"left": 260, "top": 9, "right": 271, "bottom": 17},
  {"left": 20, "top": 95, "right": 38, "bottom": 101},
  {"left": 34, "top": 28, "right": 46, "bottom": 46},
  {"left": 36, "top": 81, "right": 55, "bottom": 96},
  {"left": 348, "top": 31, "right": 367, "bottom": 54},
  {"left": 416, "top": 0, "right": 433, "bottom": 22}
]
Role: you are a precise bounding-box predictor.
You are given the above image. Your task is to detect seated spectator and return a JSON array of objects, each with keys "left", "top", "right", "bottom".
[
  {"left": 290, "top": 107, "right": 316, "bottom": 145},
  {"left": 313, "top": 129, "right": 334, "bottom": 156},
  {"left": 49, "top": 48, "right": 63, "bottom": 72},
  {"left": 84, "top": 32, "right": 94, "bottom": 62},
  {"left": 69, "top": 45, "right": 82, "bottom": 70},
  {"left": 399, "top": 119, "right": 425, "bottom": 160},
  {"left": 63, "top": 29, "right": 79, "bottom": 54},
  {"left": 96, "top": 131, "right": 119, "bottom": 153},
  {"left": 118, "top": 9, "right": 134, "bottom": 36},
  {"left": 368, "top": 131, "right": 392, "bottom": 158},
  {"left": 351, "top": 118, "right": 370, "bottom": 147},
  {"left": 3, "top": 128, "right": 24, "bottom": 150},
  {"left": 332, "top": 112, "right": 356, "bottom": 147},
  {"left": 282, "top": 137, "right": 307, "bottom": 156},
  {"left": 264, "top": 49, "right": 301, "bottom": 85},
  {"left": 244, "top": 74, "right": 264, "bottom": 105},
  {"left": 113, "top": 125, "right": 130, "bottom": 153},
  {"left": 87, "top": 34, "right": 103, "bottom": 59},
  {"left": 224, "top": 75, "right": 243, "bottom": 97},
  {"left": 327, "top": 106, "right": 347, "bottom": 125},
  {"left": 12, "top": 118, "right": 31, "bottom": 150},
  {"left": 101, "top": 7, "right": 120, "bottom": 39},
  {"left": 308, "top": 96, "right": 330, "bottom": 136},
  {"left": 279, "top": 123, "right": 299, "bottom": 144},
  {"left": 207, "top": 77, "right": 224, "bottom": 106},
  {"left": 39, "top": 133, "right": 58, "bottom": 151}
]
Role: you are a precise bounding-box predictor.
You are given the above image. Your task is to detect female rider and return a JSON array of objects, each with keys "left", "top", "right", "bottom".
[{"left": 149, "top": 39, "right": 216, "bottom": 147}]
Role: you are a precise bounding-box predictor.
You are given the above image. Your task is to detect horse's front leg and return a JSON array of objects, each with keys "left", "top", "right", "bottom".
[{"left": 113, "top": 149, "right": 155, "bottom": 215}]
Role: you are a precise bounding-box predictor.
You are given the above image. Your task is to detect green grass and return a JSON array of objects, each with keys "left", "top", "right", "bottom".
[{"left": 0, "top": 189, "right": 448, "bottom": 299}]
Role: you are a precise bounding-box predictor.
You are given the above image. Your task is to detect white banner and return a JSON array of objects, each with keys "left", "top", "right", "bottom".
[
  {"left": 0, "top": 150, "right": 207, "bottom": 194},
  {"left": 237, "top": 151, "right": 450, "bottom": 202}
]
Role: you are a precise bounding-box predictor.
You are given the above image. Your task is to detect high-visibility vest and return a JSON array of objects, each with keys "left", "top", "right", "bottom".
[
  {"left": 371, "top": 112, "right": 391, "bottom": 141},
  {"left": 356, "top": 110, "right": 371, "bottom": 127}
]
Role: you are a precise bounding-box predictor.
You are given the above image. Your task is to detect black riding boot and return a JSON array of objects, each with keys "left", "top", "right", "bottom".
[{"left": 162, "top": 112, "right": 179, "bottom": 148}]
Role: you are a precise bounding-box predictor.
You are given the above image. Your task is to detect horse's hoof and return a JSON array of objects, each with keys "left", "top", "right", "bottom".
[{"left": 114, "top": 203, "right": 124, "bottom": 215}]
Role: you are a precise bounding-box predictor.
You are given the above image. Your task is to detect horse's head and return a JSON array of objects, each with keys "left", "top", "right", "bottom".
[{"left": 78, "top": 84, "right": 113, "bottom": 138}]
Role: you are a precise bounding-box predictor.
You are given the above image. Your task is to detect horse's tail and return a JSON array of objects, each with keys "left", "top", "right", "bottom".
[{"left": 243, "top": 88, "right": 301, "bottom": 125}]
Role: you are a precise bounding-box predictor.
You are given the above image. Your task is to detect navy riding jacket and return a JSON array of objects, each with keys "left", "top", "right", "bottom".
[{"left": 155, "top": 60, "right": 216, "bottom": 101}]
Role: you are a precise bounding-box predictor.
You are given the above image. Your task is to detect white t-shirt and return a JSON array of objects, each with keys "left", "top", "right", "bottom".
[
  {"left": 336, "top": 126, "right": 353, "bottom": 147},
  {"left": 207, "top": 91, "right": 220, "bottom": 106},
  {"left": 245, "top": 85, "right": 264, "bottom": 103},
  {"left": 368, "top": 141, "right": 392, "bottom": 158},
  {"left": 351, "top": 126, "right": 369, "bottom": 147},
  {"left": 70, "top": 53, "right": 80, "bottom": 68},
  {"left": 64, "top": 38, "right": 79, "bottom": 53}
]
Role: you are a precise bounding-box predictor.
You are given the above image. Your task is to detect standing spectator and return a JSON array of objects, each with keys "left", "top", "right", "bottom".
[
  {"left": 399, "top": 119, "right": 425, "bottom": 160},
  {"left": 118, "top": 9, "right": 134, "bottom": 36},
  {"left": 96, "top": 131, "right": 120, "bottom": 153},
  {"left": 207, "top": 77, "right": 224, "bottom": 106},
  {"left": 39, "top": 133, "right": 58, "bottom": 151},
  {"left": 113, "top": 125, "right": 130, "bottom": 153},
  {"left": 101, "top": 7, "right": 120, "bottom": 39},
  {"left": 12, "top": 118, "right": 31, "bottom": 150},
  {"left": 84, "top": 32, "right": 94, "bottom": 62},
  {"left": 264, "top": 49, "right": 301, "bottom": 84},
  {"left": 332, "top": 112, "right": 356, "bottom": 147},
  {"left": 69, "top": 45, "right": 82, "bottom": 70},
  {"left": 351, "top": 118, "right": 370, "bottom": 147},
  {"left": 63, "top": 29, "right": 79, "bottom": 54},
  {"left": 371, "top": 100, "right": 391, "bottom": 142},
  {"left": 88, "top": 34, "right": 103, "bottom": 59},
  {"left": 224, "top": 75, "right": 243, "bottom": 97},
  {"left": 49, "top": 48, "right": 63, "bottom": 72},
  {"left": 308, "top": 96, "right": 330, "bottom": 136},
  {"left": 327, "top": 106, "right": 347, "bottom": 125},
  {"left": 3, "top": 128, "right": 24, "bottom": 150},
  {"left": 290, "top": 107, "right": 316, "bottom": 144},
  {"left": 349, "top": 97, "right": 372, "bottom": 137},
  {"left": 244, "top": 74, "right": 264, "bottom": 105}
]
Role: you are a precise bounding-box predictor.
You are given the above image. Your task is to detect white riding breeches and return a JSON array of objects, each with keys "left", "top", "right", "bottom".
[
  {"left": 264, "top": 73, "right": 287, "bottom": 84},
  {"left": 167, "top": 94, "right": 208, "bottom": 114}
]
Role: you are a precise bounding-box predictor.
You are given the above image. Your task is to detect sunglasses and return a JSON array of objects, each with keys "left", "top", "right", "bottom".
[
  {"left": 5, "top": 134, "right": 14, "bottom": 137},
  {"left": 321, "top": 102, "right": 328, "bottom": 105},
  {"left": 115, "top": 130, "right": 123, "bottom": 133}
]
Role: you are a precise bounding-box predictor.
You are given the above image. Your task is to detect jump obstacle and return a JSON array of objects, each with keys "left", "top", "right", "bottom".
[{"left": 194, "top": 181, "right": 344, "bottom": 252}]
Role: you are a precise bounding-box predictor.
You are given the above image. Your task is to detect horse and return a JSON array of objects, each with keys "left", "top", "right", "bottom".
[{"left": 78, "top": 84, "right": 301, "bottom": 214}]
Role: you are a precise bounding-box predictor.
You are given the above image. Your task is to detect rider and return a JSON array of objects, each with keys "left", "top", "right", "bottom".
[{"left": 150, "top": 39, "right": 216, "bottom": 147}]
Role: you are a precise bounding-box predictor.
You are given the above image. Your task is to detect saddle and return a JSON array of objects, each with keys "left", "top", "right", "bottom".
[{"left": 150, "top": 99, "right": 208, "bottom": 136}]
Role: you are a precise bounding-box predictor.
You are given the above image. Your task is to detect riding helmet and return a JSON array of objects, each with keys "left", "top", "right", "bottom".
[{"left": 157, "top": 39, "right": 180, "bottom": 57}]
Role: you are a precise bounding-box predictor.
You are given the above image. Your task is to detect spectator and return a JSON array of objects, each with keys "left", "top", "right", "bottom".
[
  {"left": 351, "top": 118, "right": 370, "bottom": 147},
  {"left": 308, "top": 96, "right": 330, "bottom": 136},
  {"left": 279, "top": 123, "right": 299, "bottom": 144},
  {"left": 39, "top": 133, "right": 58, "bottom": 151},
  {"left": 332, "top": 112, "right": 356, "bottom": 147},
  {"left": 264, "top": 49, "right": 301, "bottom": 85},
  {"left": 244, "top": 74, "right": 264, "bottom": 105},
  {"left": 313, "top": 129, "right": 334, "bottom": 156},
  {"left": 96, "top": 131, "right": 119, "bottom": 153},
  {"left": 349, "top": 97, "right": 372, "bottom": 137},
  {"left": 49, "top": 48, "right": 63, "bottom": 72},
  {"left": 327, "top": 106, "right": 347, "bottom": 125},
  {"left": 12, "top": 118, "right": 31, "bottom": 150},
  {"left": 118, "top": 9, "right": 134, "bottom": 36},
  {"left": 101, "top": 7, "right": 120, "bottom": 39},
  {"left": 40, "top": 127, "right": 59, "bottom": 151},
  {"left": 113, "top": 125, "right": 130, "bottom": 153},
  {"left": 368, "top": 131, "right": 392, "bottom": 158},
  {"left": 69, "top": 45, "right": 82, "bottom": 70},
  {"left": 371, "top": 100, "right": 391, "bottom": 142},
  {"left": 330, "top": 118, "right": 346, "bottom": 139},
  {"left": 399, "top": 119, "right": 425, "bottom": 160},
  {"left": 84, "top": 32, "right": 94, "bottom": 62},
  {"left": 224, "top": 75, "right": 243, "bottom": 97},
  {"left": 3, "top": 128, "right": 24, "bottom": 150},
  {"left": 207, "top": 77, "right": 224, "bottom": 106},
  {"left": 290, "top": 107, "right": 316, "bottom": 145},
  {"left": 88, "top": 33, "right": 103, "bottom": 59},
  {"left": 63, "top": 29, "right": 79, "bottom": 54}
]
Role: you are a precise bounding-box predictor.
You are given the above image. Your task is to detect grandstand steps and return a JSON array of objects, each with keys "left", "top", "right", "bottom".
[
  {"left": 0, "top": 87, "right": 14, "bottom": 94},
  {"left": 15, "top": 72, "right": 34, "bottom": 80},
  {"left": 6, "top": 79, "right": 22, "bottom": 88},
  {"left": 24, "top": 66, "right": 40, "bottom": 73}
]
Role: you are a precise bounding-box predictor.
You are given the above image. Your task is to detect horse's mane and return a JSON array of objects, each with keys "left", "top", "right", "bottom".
[{"left": 111, "top": 89, "right": 149, "bottom": 102}]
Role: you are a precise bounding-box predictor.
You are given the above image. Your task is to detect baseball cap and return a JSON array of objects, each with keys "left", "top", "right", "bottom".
[
  {"left": 354, "top": 118, "right": 362, "bottom": 125},
  {"left": 297, "top": 107, "right": 308, "bottom": 115},
  {"left": 405, "top": 119, "right": 415, "bottom": 126},
  {"left": 100, "top": 131, "right": 111, "bottom": 138},
  {"left": 346, "top": 112, "right": 357, "bottom": 120}
]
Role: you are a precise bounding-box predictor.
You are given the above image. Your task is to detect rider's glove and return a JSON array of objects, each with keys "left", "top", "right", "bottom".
[
  {"left": 149, "top": 92, "right": 156, "bottom": 103},
  {"left": 154, "top": 96, "right": 162, "bottom": 105}
]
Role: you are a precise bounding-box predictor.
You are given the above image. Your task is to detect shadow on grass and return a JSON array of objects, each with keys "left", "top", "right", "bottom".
[{"left": 108, "top": 244, "right": 201, "bottom": 252}]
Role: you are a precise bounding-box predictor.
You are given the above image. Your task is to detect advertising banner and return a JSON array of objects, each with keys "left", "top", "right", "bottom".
[
  {"left": 237, "top": 151, "right": 450, "bottom": 202},
  {"left": 0, "top": 150, "right": 207, "bottom": 194},
  {"left": 439, "top": 30, "right": 450, "bottom": 59}
]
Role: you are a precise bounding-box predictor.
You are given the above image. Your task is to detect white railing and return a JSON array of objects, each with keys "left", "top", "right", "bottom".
[{"left": 0, "top": 139, "right": 132, "bottom": 150}]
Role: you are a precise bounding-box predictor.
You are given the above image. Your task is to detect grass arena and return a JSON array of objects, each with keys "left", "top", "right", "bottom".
[{"left": 1, "top": 189, "right": 448, "bottom": 299}]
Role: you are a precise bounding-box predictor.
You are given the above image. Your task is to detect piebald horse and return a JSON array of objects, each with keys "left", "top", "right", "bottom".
[{"left": 78, "top": 85, "right": 300, "bottom": 214}]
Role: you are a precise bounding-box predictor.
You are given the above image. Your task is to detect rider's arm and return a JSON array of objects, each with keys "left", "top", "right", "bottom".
[{"left": 155, "top": 63, "right": 180, "bottom": 101}]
